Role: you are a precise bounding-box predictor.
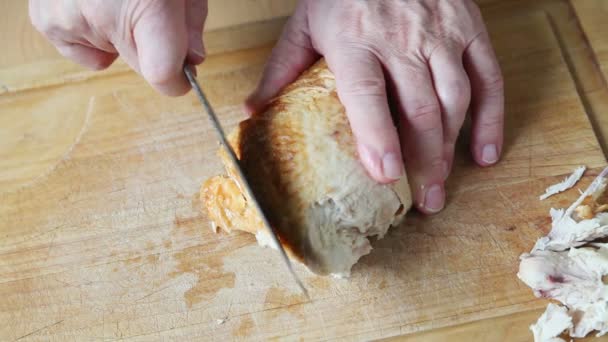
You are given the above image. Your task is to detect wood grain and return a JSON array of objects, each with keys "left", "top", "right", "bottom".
[
  {"left": 571, "top": 0, "right": 608, "bottom": 153},
  {"left": 388, "top": 309, "right": 608, "bottom": 342},
  {"left": 571, "top": 0, "right": 608, "bottom": 81},
  {"left": 1, "top": 9, "right": 606, "bottom": 341}
]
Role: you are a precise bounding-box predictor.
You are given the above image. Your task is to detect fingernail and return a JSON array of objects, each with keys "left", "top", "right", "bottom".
[
  {"left": 482, "top": 144, "right": 498, "bottom": 164},
  {"left": 188, "top": 36, "right": 206, "bottom": 65},
  {"left": 190, "top": 47, "right": 205, "bottom": 60},
  {"left": 423, "top": 184, "right": 445, "bottom": 213},
  {"left": 382, "top": 152, "right": 404, "bottom": 180},
  {"left": 442, "top": 160, "right": 449, "bottom": 180},
  {"left": 190, "top": 45, "right": 205, "bottom": 60}
]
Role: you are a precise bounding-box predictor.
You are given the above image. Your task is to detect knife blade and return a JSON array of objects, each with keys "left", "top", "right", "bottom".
[{"left": 184, "top": 66, "right": 309, "bottom": 299}]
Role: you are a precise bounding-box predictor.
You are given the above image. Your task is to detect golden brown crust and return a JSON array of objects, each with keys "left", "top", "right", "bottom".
[{"left": 202, "top": 58, "right": 412, "bottom": 275}]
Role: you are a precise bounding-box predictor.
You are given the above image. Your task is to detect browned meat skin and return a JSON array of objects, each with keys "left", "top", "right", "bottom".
[{"left": 201, "top": 59, "right": 412, "bottom": 276}]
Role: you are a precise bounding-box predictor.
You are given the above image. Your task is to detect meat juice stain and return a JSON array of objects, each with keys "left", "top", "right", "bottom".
[
  {"left": 548, "top": 275, "right": 565, "bottom": 283},
  {"left": 146, "top": 254, "right": 159, "bottom": 263},
  {"left": 233, "top": 316, "right": 254, "bottom": 337},
  {"left": 309, "top": 276, "right": 330, "bottom": 290},
  {"left": 173, "top": 213, "right": 204, "bottom": 239},
  {"left": 173, "top": 215, "right": 201, "bottom": 228},
  {"left": 169, "top": 245, "right": 235, "bottom": 308},
  {"left": 263, "top": 286, "right": 305, "bottom": 320},
  {"left": 170, "top": 194, "right": 236, "bottom": 308},
  {"left": 191, "top": 192, "right": 202, "bottom": 213},
  {"left": 537, "top": 289, "right": 551, "bottom": 298},
  {"left": 533, "top": 216, "right": 553, "bottom": 234},
  {"left": 125, "top": 256, "right": 143, "bottom": 264}
]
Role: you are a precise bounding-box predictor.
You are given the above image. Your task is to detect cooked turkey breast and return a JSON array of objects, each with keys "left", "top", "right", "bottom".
[
  {"left": 201, "top": 59, "right": 412, "bottom": 276},
  {"left": 518, "top": 167, "right": 608, "bottom": 341}
]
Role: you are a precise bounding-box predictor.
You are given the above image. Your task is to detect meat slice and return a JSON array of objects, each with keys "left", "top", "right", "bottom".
[
  {"left": 539, "top": 166, "right": 586, "bottom": 201},
  {"left": 519, "top": 167, "right": 608, "bottom": 340},
  {"left": 519, "top": 245, "right": 608, "bottom": 338},
  {"left": 530, "top": 303, "right": 572, "bottom": 342},
  {"left": 201, "top": 59, "right": 412, "bottom": 277},
  {"left": 533, "top": 169, "right": 608, "bottom": 252},
  {"left": 519, "top": 246, "right": 608, "bottom": 312}
]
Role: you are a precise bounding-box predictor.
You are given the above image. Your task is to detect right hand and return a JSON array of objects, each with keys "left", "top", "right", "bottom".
[{"left": 29, "top": 0, "right": 208, "bottom": 96}]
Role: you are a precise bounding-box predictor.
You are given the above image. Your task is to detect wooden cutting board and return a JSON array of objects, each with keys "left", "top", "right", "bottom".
[
  {"left": 572, "top": 0, "right": 608, "bottom": 80},
  {"left": 0, "top": 11, "right": 606, "bottom": 341},
  {"left": 572, "top": 0, "right": 608, "bottom": 154}
]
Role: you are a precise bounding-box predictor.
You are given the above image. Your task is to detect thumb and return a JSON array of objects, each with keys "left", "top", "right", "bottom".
[
  {"left": 244, "top": 2, "right": 318, "bottom": 115},
  {"left": 133, "top": 1, "right": 190, "bottom": 96},
  {"left": 186, "top": 0, "right": 208, "bottom": 65}
]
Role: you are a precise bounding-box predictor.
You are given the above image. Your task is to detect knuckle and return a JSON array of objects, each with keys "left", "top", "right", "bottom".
[
  {"left": 478, "top": 113, "right": 503, "bottom": 130},
  {"left": 341, "top": 77, "right": 386, "bottom": 98},
  {"left": 481, "top": 72, "right": 504, "bottom": 94},
  {"left": 427, "top": 156, "right": 445, "bottom": 170},
  {"left": 407, "top": 102, "right": 442, "bottom": 133},
  {"left": 450, "top": 78, "right": 471, "bottom": 99},
  {"left": 441, "top": 79, "right": 471, "bottom": 110},
  {"left": 465, "top": 0, "right": 483, "bottom": 22},
  {"left": 266, "top": 55, "right": 292, "bottom": 76},
  {"left": 409, "top": 154, "right": 445, "bottom": 176}
]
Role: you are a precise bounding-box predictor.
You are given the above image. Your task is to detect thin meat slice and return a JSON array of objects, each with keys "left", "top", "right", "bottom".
[
  {"left": 540, "top": 166, "right": 586, "bottom": 201},
  {"left": 530, "top": 303, "right": 572, "bottom": 342},
  {"left": 533, "top": 168, "right": 608, "bottom": 252},
  {"left": 519, "top": 244, "right": 608, "bottom": 338}
]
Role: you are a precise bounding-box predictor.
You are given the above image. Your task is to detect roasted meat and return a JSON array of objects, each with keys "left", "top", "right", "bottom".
[{"left": 201, "top": 59, "right": 412, "bottom": 276}]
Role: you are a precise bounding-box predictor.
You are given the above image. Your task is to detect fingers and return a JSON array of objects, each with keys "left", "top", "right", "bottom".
[
  {"left": 325, "top": 48, "right": 404, "bottom": 183},
  {"left": 244, "top": 1, "right": 318, "bottom": 115},
  {"left": 133, "top": 1, "right": 190, "bottom": 96},
  {"left": 388, "top": 60, "right": 445, "bottom": 213},
  {"left": 464, "top": 32, "right": 504, "bottom": 166},
  {"left": 29, "top": 0, "right": 118, "bottom": 71},
  {"left": 54, "top": 41, "right": 118, "bottom": 70},
  {"left": 428, "top": 46, "right": 471, "bottom": 173},
  {"left": 186, "top": 0, "right": 208, "bottom": 65}
]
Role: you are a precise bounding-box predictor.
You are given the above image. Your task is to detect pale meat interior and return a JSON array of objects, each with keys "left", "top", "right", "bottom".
[
  {"left": 200, "top": 59, "right": 412, "bottom": 277},
  {"left": 519, "top": 167, "right": 608, "bottom": 341}
]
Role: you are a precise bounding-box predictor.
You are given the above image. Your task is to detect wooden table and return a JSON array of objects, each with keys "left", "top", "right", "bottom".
[{"left": 2, "top": 0, "right": 608, "bottom": 341}]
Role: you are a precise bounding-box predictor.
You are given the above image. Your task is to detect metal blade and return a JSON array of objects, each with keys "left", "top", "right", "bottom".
[{"left": 184, "top": 66, "right": 309, "bottom": 299}]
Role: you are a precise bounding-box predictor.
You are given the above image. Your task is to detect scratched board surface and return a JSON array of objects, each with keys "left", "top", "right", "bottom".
[{"left": 0, "top": 12, "right": 606, "bottom": 341}]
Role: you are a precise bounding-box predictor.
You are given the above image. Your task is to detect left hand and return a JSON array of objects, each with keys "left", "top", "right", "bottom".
[{"left": 244, "top": 0, "right": 504, "bottom": 214}]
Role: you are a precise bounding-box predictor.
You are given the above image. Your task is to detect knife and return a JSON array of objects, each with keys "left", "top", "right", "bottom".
[{"left": 184, "top": 66, "right": 310, "bottom": 299}]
